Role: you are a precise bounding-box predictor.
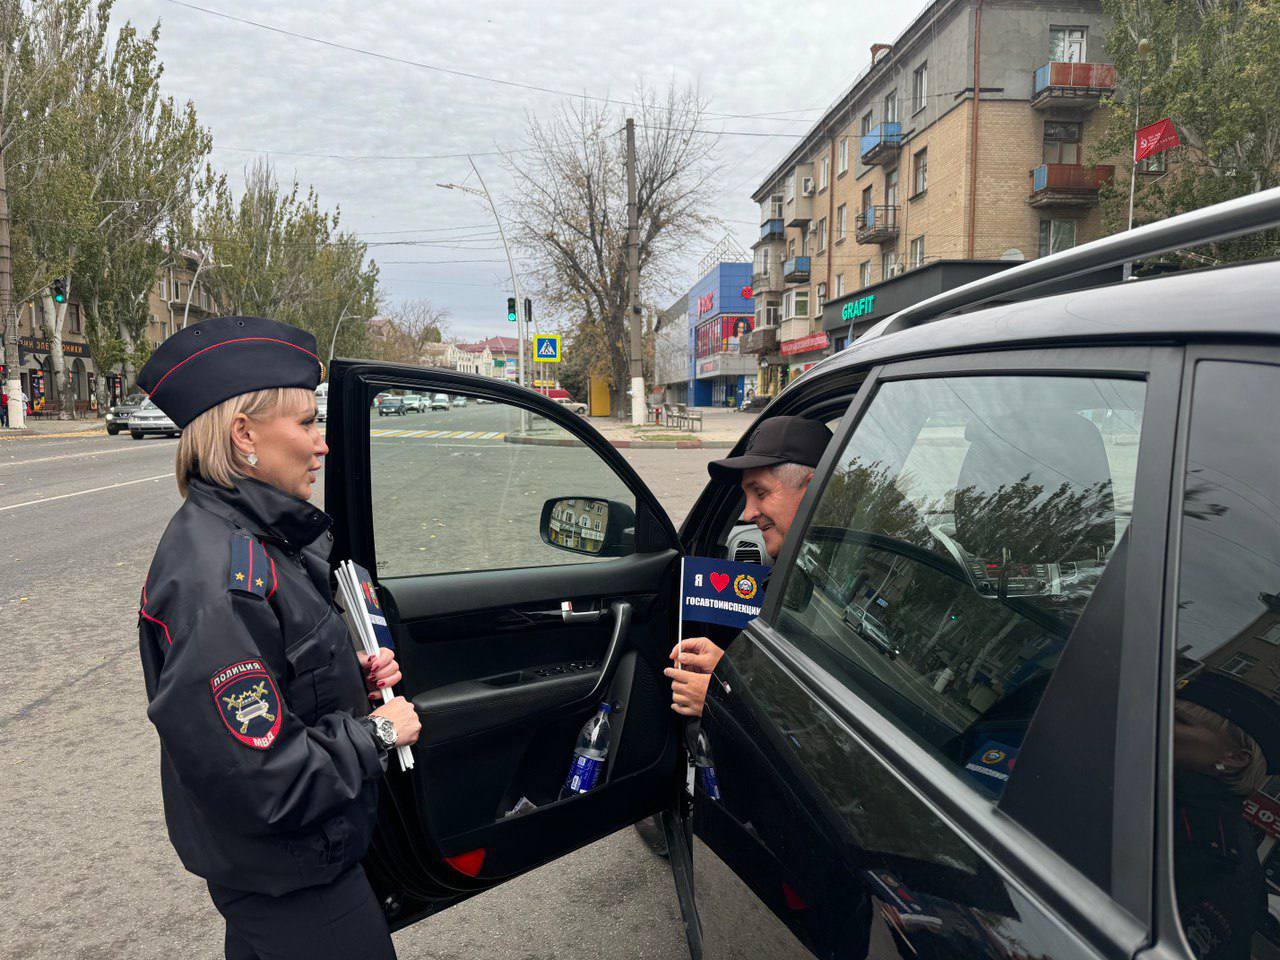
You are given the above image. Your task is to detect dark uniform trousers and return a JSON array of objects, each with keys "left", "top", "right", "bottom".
[
  {"left": 209, "top": 865, "right": 396, "bottom": 960},
  {"left": 138, "top": 477, "right": 396, "bottom": 959}
]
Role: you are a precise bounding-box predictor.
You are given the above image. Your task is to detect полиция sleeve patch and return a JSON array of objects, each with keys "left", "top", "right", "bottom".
[
  {"left": 211, "top": 660, "right": 282, "bottom": 749},
  {"left": 228, "top": 534, "right": 275, "bottom": 598}
]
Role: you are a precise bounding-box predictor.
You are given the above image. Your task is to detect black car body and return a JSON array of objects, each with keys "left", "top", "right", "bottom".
[
  {"left": 105, "top": 392, "right": 147, "bottom": 435},
  {"left": 323, "top": 190, "right": 1280, "bottom": 960},
  {"left": 376, "top": 396, "right": 406, "bottom": 417}
]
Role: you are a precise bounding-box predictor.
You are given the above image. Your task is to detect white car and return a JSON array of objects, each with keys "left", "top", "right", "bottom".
[
  {"left": 452, "top": 396, "right": 468, "bottom": 408},
  {"left": 430, "top": 394, "right": 451, "bottom": 411},
  {"left": 129, "top": 398, "right": 180, "bottom": 439},
  {"left": 553, "top": 396, "right": 588, "bottom": 416},
  {"left": 402, "top": 394, "right": 426, "bottom": 413}
]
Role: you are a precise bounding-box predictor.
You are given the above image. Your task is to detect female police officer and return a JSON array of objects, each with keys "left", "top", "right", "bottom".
[{"left": 135, "top": 315, "right": 420, "bottom": 960}]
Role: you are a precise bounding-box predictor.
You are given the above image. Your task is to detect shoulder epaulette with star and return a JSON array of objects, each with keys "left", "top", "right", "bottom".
[{"left": 229, "top": 534, "right": 276, "bottom": 598}]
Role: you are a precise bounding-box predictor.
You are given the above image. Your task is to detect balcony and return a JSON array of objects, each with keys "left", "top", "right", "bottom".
[
  {"left": 783, "top": 256, "right": 811, "bottom": 283},
  {"left": 1031, "top": 61, "right": 1117, "bottom": 110},
  {"left": 1028, "top": 163, "right": 1115, "bottom": 207},
  {"left": 860, "top": 122, "right": 903, "bottom": 166},
  {"left": 855, "top": 205, "right": 900, "bottom": 244},
  {"left": 742, "top": 326, "right": 778, "bottom": 355},
  {"left": 786, "top": 192, "right": 813, "bottom": 227},
  {"left": 759, "top": 218, "right": 784, "bottom": 241},
  {"left": 752, "top": 262, "right": 784, "bottom": 294}
]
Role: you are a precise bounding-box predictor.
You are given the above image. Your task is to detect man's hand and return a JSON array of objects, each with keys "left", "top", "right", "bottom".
[
  {"left": 665, "top": 667, "right": 712, "bottom": 717},
  {"left": 358, "top": 647, "right": 401, "bottom": 700},
  {"left": 664, "top": 637, "right": 726, "bottom": 717},
  {"left": 667, "top": 637, "right": 724, "bottom": 674}
]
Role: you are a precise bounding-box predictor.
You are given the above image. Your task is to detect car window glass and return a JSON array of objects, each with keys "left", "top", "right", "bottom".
[
  {"left": 1171, "top": 361, "right": 1280, "bottom": 960},
  {"left": 368, "top": 388, "right": 636, "bottom": 577},
  {"left": 774, "top": 374, "right": 1145, "bottom": 800}
]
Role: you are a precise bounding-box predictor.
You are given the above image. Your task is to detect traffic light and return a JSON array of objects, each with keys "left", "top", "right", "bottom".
[
  {"left": 51, "top": 278, "right": 66, "bottom": 304},
  {"left": 506, "top": 297, "right": 517, "bottom": 323},
  {"left": 524, "top": 297, "right": 532, "bottom": 325}
]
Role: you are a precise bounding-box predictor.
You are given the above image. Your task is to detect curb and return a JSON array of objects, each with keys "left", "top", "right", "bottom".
[
  {"left": 0, "top": 426, "right": 106, "bottom": 440},
  {"left": 505, "top": 434, "right": 736, "bottom": 450}
]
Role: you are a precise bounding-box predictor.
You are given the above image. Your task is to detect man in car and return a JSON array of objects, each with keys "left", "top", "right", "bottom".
[{"left": 666, "top": 416, "right": 833, "bottom": 717}]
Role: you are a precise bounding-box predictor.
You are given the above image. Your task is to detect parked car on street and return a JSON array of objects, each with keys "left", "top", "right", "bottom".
[
  {"left": 430, "top": 393, "right": 450, "bottom": 411},
  {"left": 105, "top": 393, "right": 147, "bottom": 435},
  {"left": 128, "top": 398, "right": 180, "bottom": 439},
  {"left": 319, "top": 190, "right": 1280, "bottom": 960},
  {"left": 376, "top": 395, "right": 407, "bottom": 417},
  {"left": 546, "top": 388, "right": 587, "bottom": 415}
]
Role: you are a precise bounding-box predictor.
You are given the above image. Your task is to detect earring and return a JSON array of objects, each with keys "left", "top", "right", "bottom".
[
  {"left": 246, "top": 453, "right": 259, "bottom": 467},
  {"left": 1215, "top": 762, "right": 1227, "bottom": 772}
]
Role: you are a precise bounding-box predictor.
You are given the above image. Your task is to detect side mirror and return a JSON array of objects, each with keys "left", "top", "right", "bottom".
[{"left": 540, "top": 497, "right": 636, "bottom": 558}]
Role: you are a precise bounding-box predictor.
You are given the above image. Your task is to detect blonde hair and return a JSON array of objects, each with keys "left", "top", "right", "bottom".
[
  {"left": 175, "top": 387, "right": 314, "bottom": 497},
  {"left": 1176, "top": 700, "right": 1270, "bottom": 796}
]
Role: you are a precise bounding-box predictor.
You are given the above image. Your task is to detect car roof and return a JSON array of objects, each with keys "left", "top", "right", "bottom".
[{"left": 802, "top": 258, "right": 1280, "bottom": 382}]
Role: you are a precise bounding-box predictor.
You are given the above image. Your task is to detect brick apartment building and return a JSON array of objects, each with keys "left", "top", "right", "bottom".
[{"left": 745, "top": 0, "right": 1129, "bottom": 395}]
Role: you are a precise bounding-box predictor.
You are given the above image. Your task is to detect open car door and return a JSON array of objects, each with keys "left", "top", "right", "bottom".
[{"left": 324, "top": 360, "right": 685, "bottom": 928}]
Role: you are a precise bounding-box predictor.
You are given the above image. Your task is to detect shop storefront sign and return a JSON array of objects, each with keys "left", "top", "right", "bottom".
[
  {"left": 840, "top": 294, "right": 876, "bottom": 322},
  {"left": 780, "top": 332, "right": 830, "bottom": 356},
  {"left": 697, "top": 356, "right": 722, "bottom": 378},
  {"left": 18, "top": 336, "right": 89, "bottom": 360}
]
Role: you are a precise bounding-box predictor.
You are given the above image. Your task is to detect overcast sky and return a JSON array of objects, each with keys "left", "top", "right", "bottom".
[{"left": 114, "top": 0, "right": 921, "bottom": 340}]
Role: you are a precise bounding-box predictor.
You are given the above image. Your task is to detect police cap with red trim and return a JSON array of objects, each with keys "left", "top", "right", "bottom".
[{"left": 136, "top": 316, "right": 323, "bottom": 428}]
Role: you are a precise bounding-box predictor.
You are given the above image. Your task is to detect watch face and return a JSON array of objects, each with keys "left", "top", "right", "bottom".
[{"left": 376, "top": 718, "right": 396, "bottom": 748}]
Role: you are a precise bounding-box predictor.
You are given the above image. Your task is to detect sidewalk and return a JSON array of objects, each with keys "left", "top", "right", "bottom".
[
  {"left": 0, "top": 416, "right": 107, "bottom": 439},
  {"left": 580, "top": 407, "right": 756, "bottom": 448}
]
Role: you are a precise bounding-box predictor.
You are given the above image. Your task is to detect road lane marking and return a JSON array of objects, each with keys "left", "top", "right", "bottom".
[
  {"left": 0, "top": 439, "right": 177, "bottom": 469},
  {"left": 0, "top": 472, "right": 171, "bottom": 512}
]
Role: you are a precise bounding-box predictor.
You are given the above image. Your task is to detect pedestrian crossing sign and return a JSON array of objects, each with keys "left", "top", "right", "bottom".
[{"left": 534, "top": 334, "right": 561, "bottom": 363}]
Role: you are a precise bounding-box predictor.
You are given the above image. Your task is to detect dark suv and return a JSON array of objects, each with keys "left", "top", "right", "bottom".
[{"left": 322, "top": 189, "right": 1280, "bottom": 960}]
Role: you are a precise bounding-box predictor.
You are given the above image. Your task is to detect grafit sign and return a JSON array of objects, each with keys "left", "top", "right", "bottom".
[{"left": 840, "top": 294, "right": 876, "bottom": 322}]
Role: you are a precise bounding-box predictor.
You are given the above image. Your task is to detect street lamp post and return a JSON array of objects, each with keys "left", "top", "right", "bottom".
[
  {"left": 438, "top": 158, "right": 526, "bottom": 393},
  {"left": 328, "top": 308, "right": 367, "bottom": 368}
]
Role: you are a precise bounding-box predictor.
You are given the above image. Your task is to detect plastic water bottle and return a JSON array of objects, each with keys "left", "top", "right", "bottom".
[
  {"left": 561, "top": 703, "right": 612, "bottom": 798},
  {"left": 692, "top": 725, "right": 722, "bottom": 801}
]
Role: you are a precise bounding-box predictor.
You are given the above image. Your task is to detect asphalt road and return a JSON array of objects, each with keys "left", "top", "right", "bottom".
[{"left": 0, "top": 419, "right": 719, "bottom": 960}]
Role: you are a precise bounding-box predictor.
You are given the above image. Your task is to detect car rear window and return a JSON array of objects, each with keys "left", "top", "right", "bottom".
[{"left": 774, "top": 373, "right": 1145, "bottom": 801}]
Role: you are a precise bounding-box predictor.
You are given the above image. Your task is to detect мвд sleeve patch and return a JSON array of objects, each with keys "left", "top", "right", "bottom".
[
  {"left": 228, "top": 535, "right": 274, "bottom": 598},
  {"left": 211, "top": 660, "right": 282, "bottom": 750}
]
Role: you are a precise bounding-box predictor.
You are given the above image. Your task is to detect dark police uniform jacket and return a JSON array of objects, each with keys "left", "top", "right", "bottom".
[{"left": 138, "top": 475, "right": 383, "bottom": 897}]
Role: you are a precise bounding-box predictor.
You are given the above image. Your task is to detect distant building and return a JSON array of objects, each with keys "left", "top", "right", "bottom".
[
  {"left": 480, "top": 336, "right": 520, "bottom": 381},
  {"left": 687, "top": 262, "right": 756, "bottom": 407},
  {"left": 654, "top": 294, "right": 690, "bottom": 405},
  {"left": 748, "top": 0, "right": 1119, "bottom": 393},
  {"left": 4, "top": 252, "right": 215, "bottom": 413}
]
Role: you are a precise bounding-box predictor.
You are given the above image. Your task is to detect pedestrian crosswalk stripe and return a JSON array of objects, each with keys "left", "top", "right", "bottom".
[{"left": 368, "top": 429, "right": 506, "bottom": 442}]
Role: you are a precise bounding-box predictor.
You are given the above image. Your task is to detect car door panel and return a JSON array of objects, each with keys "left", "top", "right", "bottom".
[
  {"left": 689, "top": 346, "right": 1179, "bottom": 959},
  {"left": 325, "top": 361, "right": 684, "bottom": 927}
]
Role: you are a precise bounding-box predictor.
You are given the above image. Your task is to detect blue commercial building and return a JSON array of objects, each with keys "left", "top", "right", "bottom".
[{"left": 684, "top": 262, "right": 758, "bottom": 407}]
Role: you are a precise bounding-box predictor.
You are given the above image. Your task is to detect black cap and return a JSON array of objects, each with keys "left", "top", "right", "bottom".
[
  {"left": 137, "top": 316, "right": 323, "bottom": 428},
  {"left": 1179, "top": 669, "right": 1280, "bottom": 773},
  {"left": 708, "top": 416, "right": 834, "bottom": 482}
]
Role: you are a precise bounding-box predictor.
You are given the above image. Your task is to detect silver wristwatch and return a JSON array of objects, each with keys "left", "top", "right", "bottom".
[{"left": 368, "top": 715, "right": 397, "bottom": 754}]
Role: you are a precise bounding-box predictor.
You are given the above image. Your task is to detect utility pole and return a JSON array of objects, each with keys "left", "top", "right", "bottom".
[
  {"left": 625, "top": 118, "right": 645, "bottom": 425},
  {"left": 0, "top": 154, "right": 23, "bottom": 429}
]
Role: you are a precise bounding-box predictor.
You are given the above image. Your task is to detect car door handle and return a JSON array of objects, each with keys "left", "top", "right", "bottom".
[
  {"left": 573, "top": 600, "right": 631, "bottom": 709},
  {"left": 524, "top": 601, "right": 605, "bottom": 624}
]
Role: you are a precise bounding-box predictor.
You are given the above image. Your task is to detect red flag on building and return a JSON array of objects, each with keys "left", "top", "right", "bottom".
[{"left": 1134, "top": 118, "right": 1180, "bottom": 162}]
